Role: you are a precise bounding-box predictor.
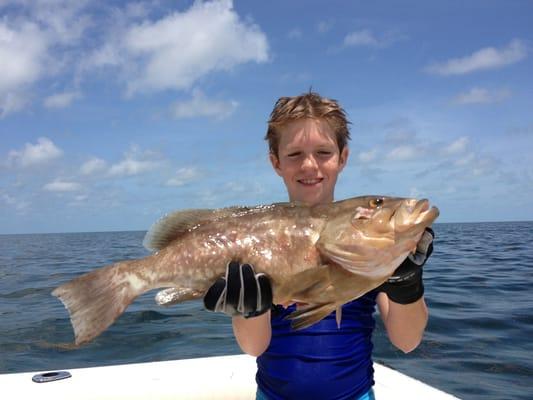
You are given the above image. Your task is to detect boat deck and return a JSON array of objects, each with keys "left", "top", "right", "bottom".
[{"left": 0, "top": 354, "right": 460, "bottom": 399}]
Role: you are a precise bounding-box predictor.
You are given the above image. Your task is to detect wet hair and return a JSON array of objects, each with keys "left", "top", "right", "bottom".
[{"left": 265, "top": 91, "right": 351, "bottom": 157}]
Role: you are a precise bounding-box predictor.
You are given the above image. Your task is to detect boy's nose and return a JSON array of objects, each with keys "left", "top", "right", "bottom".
[{"left": 301, "top": 155, "right": 318, "bottom": 170}]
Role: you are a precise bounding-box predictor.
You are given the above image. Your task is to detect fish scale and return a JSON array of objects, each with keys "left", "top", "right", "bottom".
[{"left": 53, "top": 195, "right": 439, "bottom": 346}]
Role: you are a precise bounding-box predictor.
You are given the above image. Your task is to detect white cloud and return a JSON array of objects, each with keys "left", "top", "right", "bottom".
[
  {"left": 1, "top": 1, "right": 268, "bottom": 115},
  {"left": 343, "top": 29, "right": 406, "bottom": 49},
  {"left": 172, "top": 90, "right": 238, "bottom": 119},
  {"left": 108, "top": 158, "right": 159, "bottom": 177},
  {"left": 357, "top": 149, "right": 377, "bottom": 163},
  {"left": 0, "top": 1, "right": 91, "bottom": 116},
  {"left": 0, "top": 21, "right": 49, "bottom": 93},
  {"left": 120, "top": 0, "right": 269, "bottom": 94},
  {"left": 108, "top": 146, "right": 161, "bottom": 177},
  {"left": 0, "top": 92, "right": 29, "bottom": 116},
  {"left": 0, "top": 21, "right": 49, "bottom": 116},
  {"left": 43, "top": 179, "right": 82, "bottom": 192},
  {"left": 452, "top": 87, "right": 510, "bottom": 105},
  {"left": 426, "top": 39, "right": 527, "bottom": 75},
  {"left": 442, "top": 137, "right": 469, "bottom": 156},
  {"left": 344, "top": 30, "right": 380, "bottom": 47},
  {"left": 80, "top": 157, "right": 107, "bottom": 175},
  {"left": 44, "top": 90, "right": 81, "bottom": 109},
  {"left": 386, "top": 145, "right": 419, "bottom": 161},
  {"left": 166, "top": 167, "right": 202, "bottom": 187},
  {"left": 1, "top": 193, "right": 31, "bottom": 213},
  {"left": 454, "top": 152, "right": 475, "bottom": 167},
  {"left": 7, "top": 137, "right": 63, "bottom": 167}
]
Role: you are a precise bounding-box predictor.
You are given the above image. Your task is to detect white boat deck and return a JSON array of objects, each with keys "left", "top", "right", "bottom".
[{"left": 0, "top": 354, "right": 460, "bottom": 399}]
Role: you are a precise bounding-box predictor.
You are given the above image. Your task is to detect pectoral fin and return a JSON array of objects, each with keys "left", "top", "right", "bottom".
[
  {"left": 335, "top": 306, "right": 342, "bottom": 328},
  {"left": 286, "top": 303, "right": 337, "bottom": 330},
  {"left": 317, "top": 241, "right": 381, "bottom": 274},
  {"left": 155, "top": 287, "right": 202, "bottom": 306},
  {"left": 274, "top": 264, "right": 331, "bottom": 305}
]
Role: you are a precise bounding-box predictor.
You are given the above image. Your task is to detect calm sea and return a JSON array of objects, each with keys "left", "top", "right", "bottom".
[{"left": 1, "top": 222, "right": 532, "bottom": 399}]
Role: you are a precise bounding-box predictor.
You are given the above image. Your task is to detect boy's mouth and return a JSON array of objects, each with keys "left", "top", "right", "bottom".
[{"left": 297, "top": 178, "right": 323, "bottom": 186}]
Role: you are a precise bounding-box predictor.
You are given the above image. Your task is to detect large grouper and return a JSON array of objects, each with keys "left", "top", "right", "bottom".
[{"left": 53, "top": 195, "right": 439, "bottom": 346}]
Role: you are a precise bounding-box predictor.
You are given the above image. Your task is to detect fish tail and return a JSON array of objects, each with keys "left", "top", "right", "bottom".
[{"left": 52, "top": 259, "right": 147, "bottom": 346}]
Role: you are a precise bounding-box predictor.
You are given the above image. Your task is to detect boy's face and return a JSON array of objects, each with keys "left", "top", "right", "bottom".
[{"left": 270, "top": 118, "right": 348, "bottom": 206}]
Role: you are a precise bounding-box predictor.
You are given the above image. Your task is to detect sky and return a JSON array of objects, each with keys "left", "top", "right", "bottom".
[{"left": 1, "top": 0, "right": 532, "bottom": 234}]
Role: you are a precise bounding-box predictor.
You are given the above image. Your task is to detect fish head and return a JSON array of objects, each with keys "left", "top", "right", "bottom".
[
  {"left": 349, "top": 196, "right": 439, "bottom": 242},
  {"left": 318, "top": 196, "right": 439, "bottom": 266}
]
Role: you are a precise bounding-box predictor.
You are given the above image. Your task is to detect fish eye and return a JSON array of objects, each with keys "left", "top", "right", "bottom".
[{"left": 369, "top": 198, "right": 384, "bottom": 208}]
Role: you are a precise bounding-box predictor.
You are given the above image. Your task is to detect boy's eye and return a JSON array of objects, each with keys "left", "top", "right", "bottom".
[{"left": 287, "top": 152, "right": 301, "bottom": 158}]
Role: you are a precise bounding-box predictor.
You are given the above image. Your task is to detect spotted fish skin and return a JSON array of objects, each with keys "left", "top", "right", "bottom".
[{"left": 53, "top": 195, "right": 439, "bottom": 346}]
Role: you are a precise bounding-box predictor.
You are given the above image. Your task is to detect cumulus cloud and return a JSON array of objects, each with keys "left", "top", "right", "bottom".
[
  {"left": 0, "top": 21, "right": 49, "bottom": 93},
  {"left": 452, "top": 87, "right": 511, "bottom": 105},
  {"left": 166, "top": 167, "right": 202, "bottom": 187},
  {"left": 1, "top": 193, "right": 31, "bottom": 213},
  {"left": 426, "top": 39, "right": 527, "bottom": 75},
  {"left": 7, "top": 137, "right": 63, "bottom": 167},
  {"left": 441, "top": 137, "right": 469, "bottom": 156},
  {"left": 0, "top": 1, "right": 91, "bottom": 116},
  {"left": 1, "top": 1, "right": 268, "bottom": 115},
  {"left": 44, "top": 90, "right": 81, "bottom": 109},
  {"left": 357, "top": 149, "right": 377, "bottom": 164},
  {"left": 0, "top": 21, "right": 49, "bottom": 116},
  {"left": 80, "top": 157, "right": 107, "bottom": 175},
  {"left": 343, "top": 29, "right": 406, "bottom": 48},
  {"left": 386, "top": 145, "right": 420, "bottom": 161},
  {"left": 43, "top": 179, "right": 82, "bottom": 192},
  {"left": 119, "top": 0, "right": 269, "bottom": 94},
  {"left": 172, "top": 90, "right": 238, "bottom": 119},
  {"left": 343, "top": 30, "right": 380, "bottom": 47},
  {"left": 108, "top": 146, "right": 161, "bottom": 177}
]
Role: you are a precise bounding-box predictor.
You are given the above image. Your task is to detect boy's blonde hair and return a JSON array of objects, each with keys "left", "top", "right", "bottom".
[{"left": 265, "top": 91, "right": 351, "bottom": 157}]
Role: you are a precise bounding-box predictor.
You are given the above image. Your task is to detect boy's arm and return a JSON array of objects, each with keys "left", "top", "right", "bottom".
[
  {"left": 232, "top": 312, "right": 272, "bottom": 356},
  {"left": 204, "top": 261, "right": 273, "bottom": 357},
  {"left": 376, "top": 227, "right": 434, "bottom": 353},
  {"left": 377, "top": 293, "right": 428, "bottom": 353}
]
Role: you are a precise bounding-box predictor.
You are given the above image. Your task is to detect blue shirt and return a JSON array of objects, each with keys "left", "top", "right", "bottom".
[{"left": 256, "top": 291, "right": 378, "bottom": 400}]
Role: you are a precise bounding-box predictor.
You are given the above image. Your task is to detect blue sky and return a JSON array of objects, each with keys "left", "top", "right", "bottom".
[{"left": 1, "top": 0, "right": 532, "bottom": 234}]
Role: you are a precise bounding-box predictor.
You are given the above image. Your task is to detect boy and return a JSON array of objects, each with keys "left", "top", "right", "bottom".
[{"left": 204, "top": 92, "right": 433, "bottom": 400}]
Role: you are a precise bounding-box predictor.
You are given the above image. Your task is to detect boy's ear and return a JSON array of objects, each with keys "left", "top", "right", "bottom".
[
  {"left": 269, "top": 153, "right": 283, "bottom": 176},
  {"left": 339, "top": 147, "right": 349, "bottom": 170}
]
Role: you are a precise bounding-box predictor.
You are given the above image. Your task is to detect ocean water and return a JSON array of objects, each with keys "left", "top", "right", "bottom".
[{"left": 1, "top": 222, "right": 532, "bottom": 399}]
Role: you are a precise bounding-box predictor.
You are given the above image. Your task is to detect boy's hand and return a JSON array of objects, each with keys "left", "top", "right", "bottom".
[
  {"left": 379, "top": 228, "right": 434, "bottom": 304},
  {"left": 203, "top": 261, "right": 273, "bottom": 318}
]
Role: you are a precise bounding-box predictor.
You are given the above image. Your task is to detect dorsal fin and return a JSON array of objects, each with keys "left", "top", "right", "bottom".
[{"left": 142, "top": 206, "right": 251, "bottom": 251}]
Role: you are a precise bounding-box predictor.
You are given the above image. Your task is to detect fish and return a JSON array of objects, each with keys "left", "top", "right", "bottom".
[{"left": 52, "top": 195, "right": 439, "bottom": 346}]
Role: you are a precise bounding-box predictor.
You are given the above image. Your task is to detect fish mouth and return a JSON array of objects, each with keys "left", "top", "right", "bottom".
[
  {"left": 412, "top": 199, "right": 439, "bottom": 225},
  {"left": 394, "top": 199, "right": 439, "bottom": 230}
]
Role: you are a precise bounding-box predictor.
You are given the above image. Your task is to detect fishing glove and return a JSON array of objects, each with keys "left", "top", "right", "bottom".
[
  {"left": 203, "top": 261, "right": 273, "bottom": 318},
  {"left": 379, "top": 227, "right": 434, "bottom": 304}
]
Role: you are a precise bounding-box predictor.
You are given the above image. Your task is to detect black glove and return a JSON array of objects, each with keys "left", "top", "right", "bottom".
[
  {"left": 379, "top": 227, "right": 434, "bottom": 304},
  {"left": 203, "top": 261, "right": 273, "bottom": 318}
]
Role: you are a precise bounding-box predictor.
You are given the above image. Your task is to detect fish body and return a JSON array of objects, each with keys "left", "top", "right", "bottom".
[{"left": 53, "top": 195, "right": 439, "bottom": 346}]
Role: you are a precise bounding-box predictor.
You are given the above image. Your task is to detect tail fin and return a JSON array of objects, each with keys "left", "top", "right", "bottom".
[{"left": 52, "top": 260, "right": 145, "bottom": 346}]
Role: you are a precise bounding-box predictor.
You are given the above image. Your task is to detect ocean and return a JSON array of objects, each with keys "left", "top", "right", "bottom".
[{"left": 1, "top": 221, "right": 532, "bottom": 399}]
